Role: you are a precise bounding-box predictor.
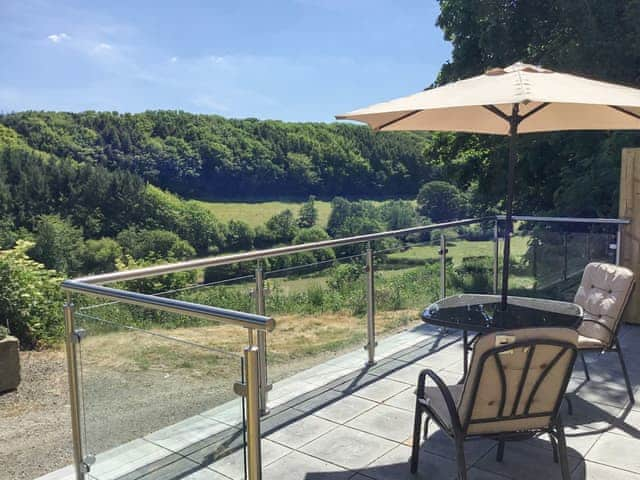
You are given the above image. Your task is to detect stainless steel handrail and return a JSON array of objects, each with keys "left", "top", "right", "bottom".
[
  {"left": 497, "top": 215, "right": 630, "bottom": 225},
  {"left": 73, "top": 217, "right": 493, "bottom": 285},
  {"left": 62, "top": 280, "right": 275, "bottom": 331}
]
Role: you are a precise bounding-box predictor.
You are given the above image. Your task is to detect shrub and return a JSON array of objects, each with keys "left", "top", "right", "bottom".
[
  {"left": 29, "top": 214, "right": 85, "bottom": 275},
  {"left": 0, "top": 240, "right": 63, "bottom": 348}
]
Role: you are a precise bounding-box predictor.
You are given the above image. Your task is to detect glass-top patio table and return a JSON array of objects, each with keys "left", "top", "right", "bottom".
[{"left": 421, "top": 294, "right": 583, "bottom": 379}]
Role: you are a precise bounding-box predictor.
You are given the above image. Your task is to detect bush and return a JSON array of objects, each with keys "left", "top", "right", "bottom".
[
  {"left": 416, "top": 181, "right": 469, "bottom": 223},
  {"left": 117, "top": 228, "right": 196, "bottom": 260},
  {"left": 226, "top": 220, "right": 255, "bottom": 251},
  {"left": 453, "top": 256, "right": 493, "bottom": 293},
  {"left": 29, "top": 214, "right": 85, "bottom": 275},
  {"left": 81, "top": 237, "right": 122, "bottom": 274},
  {"left": 0, "top": 240, "right": 63, "bottom": 348}
]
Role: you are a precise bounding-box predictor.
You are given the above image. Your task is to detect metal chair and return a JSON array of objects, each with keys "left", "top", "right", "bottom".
[
  {"left": 574, "top": 262, "right": 635, "bottom": 404},
  {"left": 411, "top": 328, "right": 578, "bottom": 480}
]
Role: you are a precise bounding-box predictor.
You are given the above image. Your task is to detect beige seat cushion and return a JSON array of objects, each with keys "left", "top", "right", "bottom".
[
  {"left": 458, "top": 328, "right": 578, "bottom": 435},
  {"left": 574, "top": 263, "right": 634, "bottom": 348}
]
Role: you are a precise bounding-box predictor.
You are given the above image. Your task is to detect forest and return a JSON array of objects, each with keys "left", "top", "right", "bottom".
[{"left": 3, "top": 0, "right": 640, "bottom": 348}]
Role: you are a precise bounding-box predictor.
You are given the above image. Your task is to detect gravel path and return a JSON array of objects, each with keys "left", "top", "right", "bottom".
[{"left": 0, "top": 350, "right": 71, "bottom": 480}]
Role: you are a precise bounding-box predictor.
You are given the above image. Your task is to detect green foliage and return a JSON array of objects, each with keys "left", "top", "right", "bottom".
[
  {"left": 293, "top": 227, "right": 335, "bottom": 263},
  {"left": 379, "top": 200, "right": 420, "bottom": 231},
  {"left": 81, "top": 238, "right": 123, "bottom": 274},
  {"left": 117, "top": 255, "right": 197, "bottom": 295},
  {"left": 452, "top": 256, "right": 493, "bottom": 294},
  {"left": 432, "top": 0, "right": 640, "bottom": 217},
  {"left": 417, "top": 181, "right": 469, "bottom": 223},
  {"left": 29, "top": 215, "right": 85, "bottom": 275},
  {"left": 0, "top": 240, "right": 63, "bottom": 348},
  {"left": 297, "top": 195, "right": 318, "bottom": 228},
  {"left": 117, "top": 228, "right": 196, "bottom": 260},
  {"left": 265, "top": 209, "right": 298, "bottom": 244},
  {"left": 226, "top": 220, "right": 255, "bottom": 251},
  {"left": 0, "top": 111, "right": 433, "bottom": 198}
]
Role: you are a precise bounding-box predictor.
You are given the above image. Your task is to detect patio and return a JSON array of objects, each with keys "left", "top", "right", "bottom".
[{"left": 41, "top": 320, "right": 640, "bottom": 480}]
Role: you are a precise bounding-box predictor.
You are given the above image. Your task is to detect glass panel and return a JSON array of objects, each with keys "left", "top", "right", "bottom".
[
  {"left": 262, "top": 250, "right": 368, "bottom": 388},
  {"left": 510, "top": 222, "right": 617, "bottom": 300},
  {"left": 376, "top": 234, "right": 441, "bottom": 339},
  {"left": 75, "top": 309, "right": 247, "bottom": 480}
]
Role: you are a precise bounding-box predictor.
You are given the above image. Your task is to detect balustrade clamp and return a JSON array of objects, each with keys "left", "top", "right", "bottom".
[{"left": 72, "top": 328, "right": 87, "bottom": 343}]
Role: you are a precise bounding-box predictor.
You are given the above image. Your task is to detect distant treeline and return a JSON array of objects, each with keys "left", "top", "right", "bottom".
[{"left": 0, "top": 111, "right": 435, "bottom": 198}]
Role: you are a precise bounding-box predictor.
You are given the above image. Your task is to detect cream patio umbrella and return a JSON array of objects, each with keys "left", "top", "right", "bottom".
[{"left": 336, "top": 62, "right": 640, "bottom": 309}]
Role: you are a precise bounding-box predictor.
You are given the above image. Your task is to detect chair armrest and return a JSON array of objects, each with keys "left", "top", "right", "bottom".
[{"left": 417, "top": 368, "right": 463, "bottom": 432}]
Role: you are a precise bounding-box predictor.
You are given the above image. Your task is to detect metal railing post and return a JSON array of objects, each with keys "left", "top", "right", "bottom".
[
  {"left": 365, "top": 242, "right": 376, "bottom": 366},
  {"left": 532, "top": 240, "right": 538, "bottom": 291},
  {"left": 616, "top": 223, "right": 622, "bottom": 265},
  {"left": 562, "top": 231, "right": 568, "bottom": 280},
  {"left": 254, "top": 263, "right": 270, "bottom": 415},
  {"left": 63, "top": 300, "right": 86, "bottom": 480},
  {"left": 493, "top": 220, "right": 499, "bottom": 294},
  {"left": 439, "top": 232, "right": 447, "bottom": 298},
  {"left": 243, "top": 344, "right": 263, "bottom": 480}
]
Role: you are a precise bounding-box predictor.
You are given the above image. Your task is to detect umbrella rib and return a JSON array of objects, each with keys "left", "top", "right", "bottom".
[
  {"left": 609, "top": 105, "right": 640, "bottom": 121},
  {"left": 483, "top": 105, "right": 511, "bottom": 123},
  {"left": 376, "top": 110, "right": 422, "bottom": 131},
  {"left": 519, "top": 102, "right": 551, "bottom": 122}
]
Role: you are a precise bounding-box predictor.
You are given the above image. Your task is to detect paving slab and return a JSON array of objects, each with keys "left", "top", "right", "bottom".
[
  {"left": 473, "top": 439, "right": 582, "bottom": 480},
  {"left": 572, "top": 460, "right": 640, "bottom": 479},
  {"left": 586, "top": 433, "right": 640, "bottom": 473},
  {"left": 346, "top": 404, "right": 414, "bottom": 443},
  {"left": 300, "top": 425, "right": 397, "bottom": 470},
  {"left": 263, "top": 451, "right": 351, "bottom": 480},
  {"left": 267, "top": 414, "right": 339, "bottom": 449}
]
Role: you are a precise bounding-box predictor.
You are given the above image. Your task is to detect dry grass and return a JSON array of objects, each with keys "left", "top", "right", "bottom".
[{"left": 80, "top": 308, "right": 422, "bottom": 380}]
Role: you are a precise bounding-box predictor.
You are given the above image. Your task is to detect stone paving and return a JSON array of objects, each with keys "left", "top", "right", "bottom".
[{"left": 39, "top": 322, "right": 640, "bottom": 480}]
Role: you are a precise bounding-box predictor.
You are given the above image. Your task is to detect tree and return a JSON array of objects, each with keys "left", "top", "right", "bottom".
[
  {"left": 293, "top": 227, "right": 335, "bottom": 262},
  {"left": 81, "top": 238, "right": 122, "bottom": 274},
  {"left": 297, "top": 195, "right": 318, "bottom": 228},
  {"left": 29, "top": 215, "right": 85, "bottom": 275},
  {"left": 380, "top": 200, "right": 420, "bottom": 231},
  {"left": 226, "top": 220, "right": 255, "bottom": 251},
  {"left": 116, "top": 228, "right": 195, "bottom": 260},
  {"left": 416, "top": 181, "right": 469, "bottom": 223},
  {"left": 265, "top": 209, "right": 298, "bottom": 243}
]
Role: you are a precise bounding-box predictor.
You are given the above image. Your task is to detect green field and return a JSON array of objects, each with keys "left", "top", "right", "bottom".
[
  {"left": 389, "top": 235, "right": 530, "bottom": 264},
  {"left": 193, "top": 198, "right": 396, "bottom": 228},
  {"left": 193, "top": 199, "right": 334, "bottom": 227}
]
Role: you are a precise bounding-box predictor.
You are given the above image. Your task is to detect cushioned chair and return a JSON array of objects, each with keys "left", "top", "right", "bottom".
[
  {"left": 574, "top": 262, "right": 635, "bottom": 403},
  {"left": 411, "top": 328, "right": 578, "bottom": 480}
]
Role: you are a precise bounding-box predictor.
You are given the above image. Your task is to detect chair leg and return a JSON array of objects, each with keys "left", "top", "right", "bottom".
[
  {"left": 580, "top": 351, "right": 591, "bottom": 381},
  {"left": 455, "top": 436, "right": 467, "bottom": 480},
  {"left": 496, "top": 440, "right": 505, "bottom": 462},
  {"left": 423, "top": 414, "right": 430, "bottom": 440},
  {"left": 555, "top": 419, "right": 571, "bottom": 480},
  {"left": 410, "top": 405, "right": 423, "bottom": 474},
  {"left": 564, "top": 395, "right": 573, "bottom": 416},
  {"left": 549, "top": 435, "right": 559, "bottom": 463},
  {"left": 615, "top": 338, "right": 635, "bottom": 404}
]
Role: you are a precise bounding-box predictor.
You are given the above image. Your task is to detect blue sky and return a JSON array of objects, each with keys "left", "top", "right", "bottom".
[{"left": 0, "top": 0, "right": 451, "bottom": 121}]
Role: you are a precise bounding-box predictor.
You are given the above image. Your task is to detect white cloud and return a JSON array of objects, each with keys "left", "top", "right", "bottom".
[
  {"left": 169, "top": 56, "right": 178, "bottom": 63},
  {"left": 91, "top": 42, "right": 113, "bottom": 55},
  {"left": 47, "top": 32, "right": 70, "bottom": 43}
]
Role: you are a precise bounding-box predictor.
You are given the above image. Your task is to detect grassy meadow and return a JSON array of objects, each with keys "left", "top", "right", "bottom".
[{"left": 193, "top": 199, "right": 334, "bottom": 227}]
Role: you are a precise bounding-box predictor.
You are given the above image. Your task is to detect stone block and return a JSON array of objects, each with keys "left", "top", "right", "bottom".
[{"left": 0, "top": 336, "right": 20, "bottom": 393}]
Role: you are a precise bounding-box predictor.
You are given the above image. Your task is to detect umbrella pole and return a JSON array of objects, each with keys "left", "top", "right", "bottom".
[{"left": 501, "top": 104, "right": 519, "bottom": 311}]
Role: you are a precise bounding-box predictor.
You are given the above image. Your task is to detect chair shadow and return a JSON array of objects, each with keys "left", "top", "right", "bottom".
[{"left": 303, "top": 429, "right": 586, "bottom": 479}]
